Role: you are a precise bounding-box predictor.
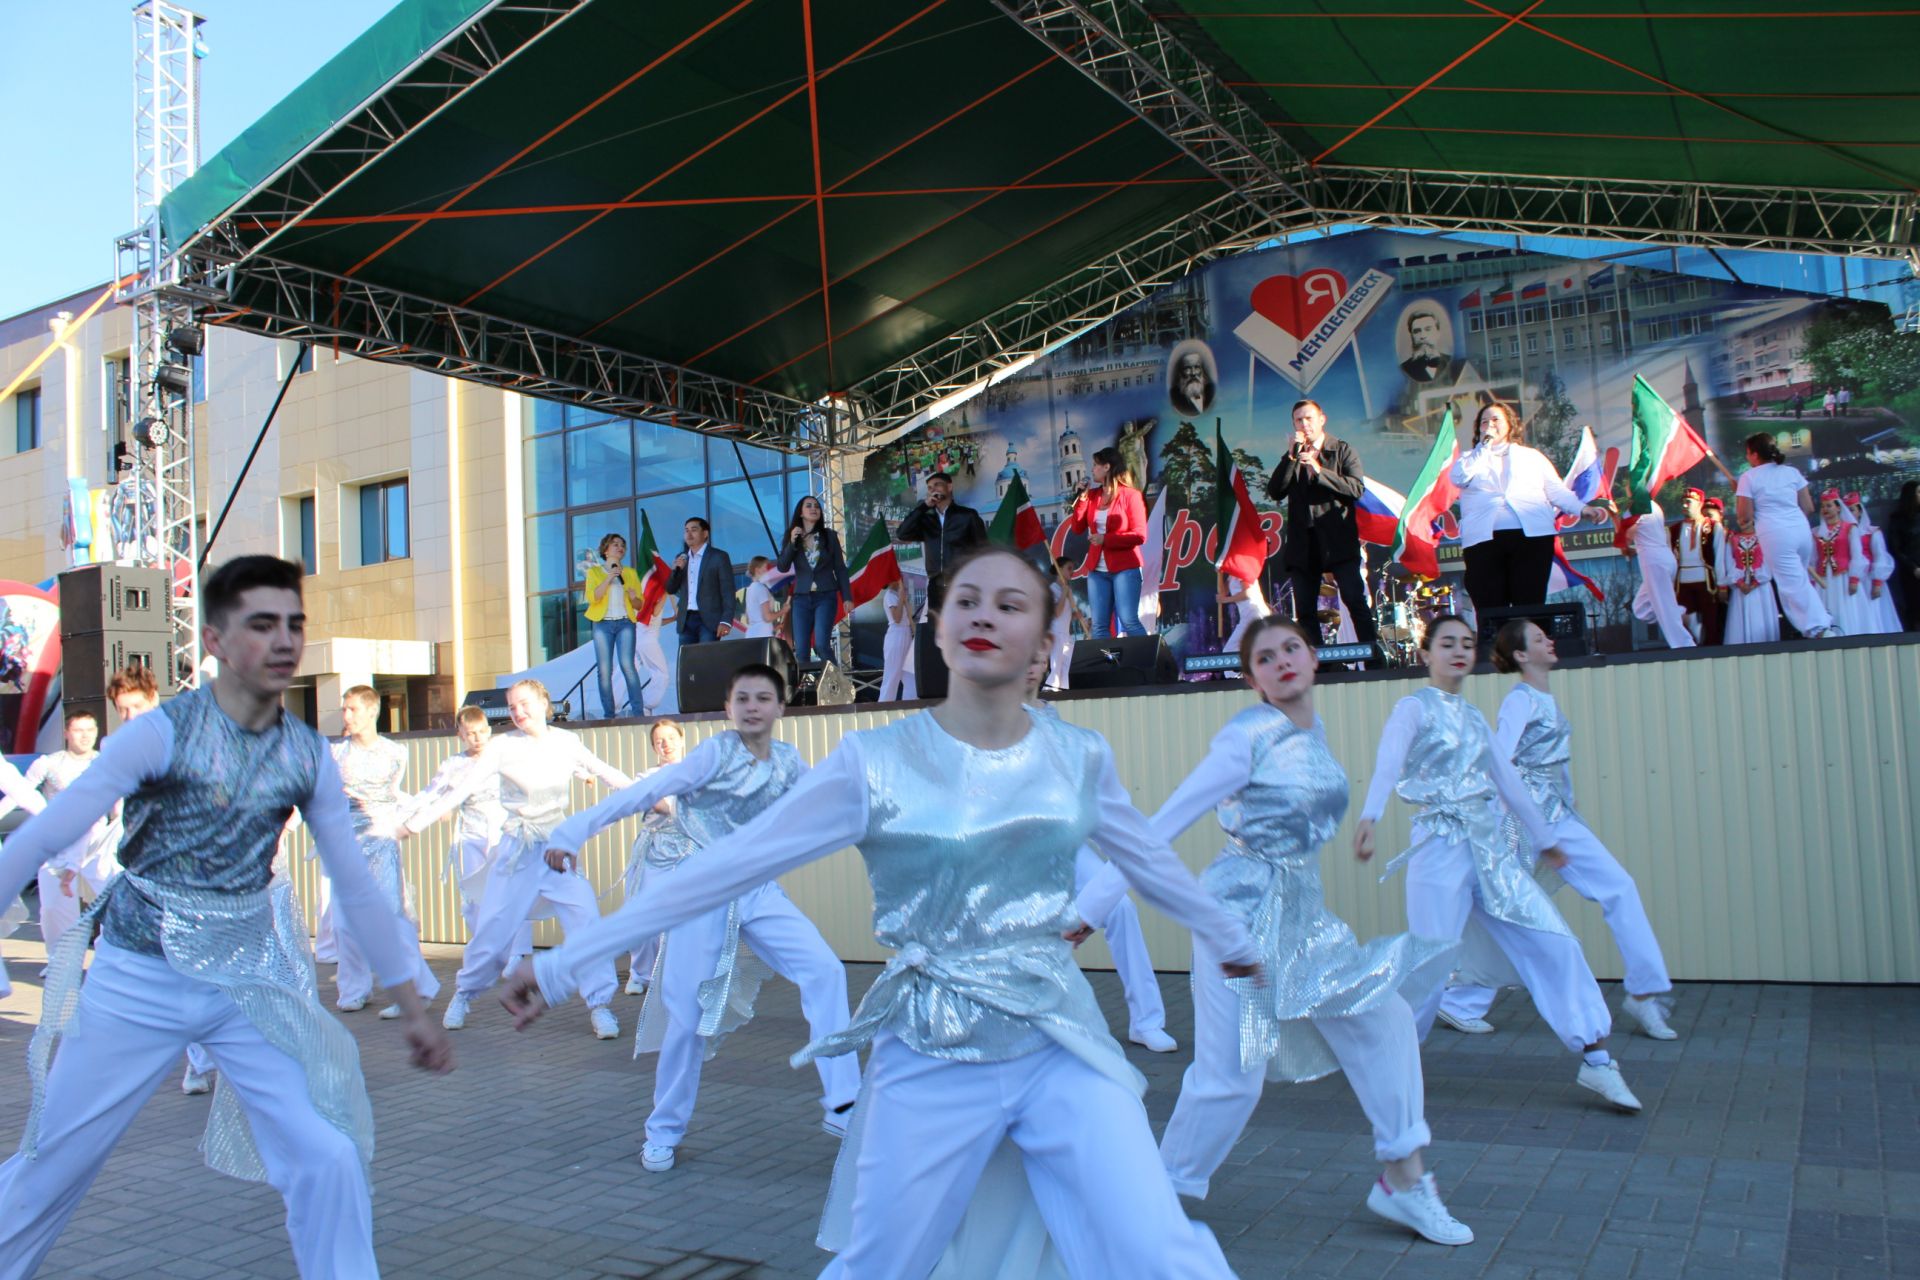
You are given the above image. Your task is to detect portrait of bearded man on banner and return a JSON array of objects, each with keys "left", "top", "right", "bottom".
[{"left": 1167, "top": 340, "right": 1218, "bottom": 417}]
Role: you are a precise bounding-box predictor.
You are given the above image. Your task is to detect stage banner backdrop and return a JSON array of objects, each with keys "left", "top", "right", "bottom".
[{"left": 843, "top": 229, "right": 1919, "bottom": 660}]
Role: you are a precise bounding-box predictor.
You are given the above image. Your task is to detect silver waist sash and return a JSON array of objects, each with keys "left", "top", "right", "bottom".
[
  {"left": 21, "top": 871, "right": 370, "bottom": 1185},
  {"left": 1380, "top": 801, "right": 1572, "bottom": 938}
]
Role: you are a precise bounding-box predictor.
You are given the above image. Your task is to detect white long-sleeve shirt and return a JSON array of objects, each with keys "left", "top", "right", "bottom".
[
  {"left": 1450, "top": 442, "right": 1587, "bottom": 546},
  {"left": 535, "top": 733, "right": 1258, "bottom": 1006},
  {"left": 0, "top": 709, "right": 418, "bottom": 986},
  {"left": 399, "top": 727, "right": 630, "bottom": 843}
]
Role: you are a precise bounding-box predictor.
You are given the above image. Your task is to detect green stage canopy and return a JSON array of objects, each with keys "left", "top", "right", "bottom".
[{"left": 160, "top": 0, "right": 1918, "bottom": 447}]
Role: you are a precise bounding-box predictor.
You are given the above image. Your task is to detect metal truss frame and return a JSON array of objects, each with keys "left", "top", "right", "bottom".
[
  {"left": 165, "top": 0, "right": 1918, "bottom": 458},
  {"left": 121, "top": 0, "right": 206, "bottom": 683}
]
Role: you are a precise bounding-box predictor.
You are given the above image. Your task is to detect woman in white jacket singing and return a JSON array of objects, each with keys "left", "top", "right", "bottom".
[{"left": 1450, "top": 402, "right": 1608, "bottom": 613}]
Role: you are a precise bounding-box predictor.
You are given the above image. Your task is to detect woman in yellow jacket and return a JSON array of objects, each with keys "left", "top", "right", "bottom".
[{"left": 586, "top": 533, "right": 648, "bottom": 719}]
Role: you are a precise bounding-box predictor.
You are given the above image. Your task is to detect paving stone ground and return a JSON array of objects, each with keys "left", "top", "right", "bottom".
[{"left": 1, "top": 931, "right": 1914, "bottom": 1279}]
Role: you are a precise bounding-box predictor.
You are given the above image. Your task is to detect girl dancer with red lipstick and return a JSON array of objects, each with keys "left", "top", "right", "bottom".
[
  {"left": 504, "top": 545, "right": 1259, "bottom": 1278},
  {"left": 1356, "top": 615, "right": 1643, "bottom": 1113}
]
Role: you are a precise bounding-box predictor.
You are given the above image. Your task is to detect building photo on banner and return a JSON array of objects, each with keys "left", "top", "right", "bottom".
[{"left": 843, "top": 228, "right": 1920, "bottom": 663}]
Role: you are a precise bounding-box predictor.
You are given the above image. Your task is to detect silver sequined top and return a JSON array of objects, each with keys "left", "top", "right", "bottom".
[
  {"left": 673, "top": 733, "right": 804, "bottom": 853},
  {"left": 101, "top": 691, "right": 330, "bottom": 955},
  {"left": 331, "top": 737, "right": 408, "bottom": 835},
  {"left": 1499, "top": 684, "right": 1575, "bottom": 825},
  {"left": 537, "top": 708, "right": 1256, "bottom": 1085}
]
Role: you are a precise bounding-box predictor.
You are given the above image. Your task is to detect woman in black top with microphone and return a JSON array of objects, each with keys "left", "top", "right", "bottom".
[{"left": 777, "top": 494, "right": 853, "bottom": 665}]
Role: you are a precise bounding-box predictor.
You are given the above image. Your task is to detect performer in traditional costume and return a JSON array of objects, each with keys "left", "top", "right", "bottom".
[
  {"left": 620, "top": 718, "right": 685, "bottom": 994},
  {"left": 0, "top": 556, "right": 451, "bottom": 1277},
  {"left": 398, "top": 678, "right": 630, "bottom": 1038},
  {"left": 1716, "top": 516, "right": 1780, "bottom": 644},
  {"left": 1435, "top": 620, "right": 1676, "bottom": 1042},
  {"left": 1356, "top": 614, "right": 1642, "bottom": 1112},
  {"left": 538, "top": 666, "right": 858, "bottom": 1172},
  {"left": 505, "top": 546, "right": 1259, "bottom": 1278},
  {"left": 1813, "top": 490, "right": 1871, "bottom": 637},
  {"left": 332, "top": 685, "right": 440, "bottom": 1018},
  {"left": 1847, "top": 492, "right": 1901, "bottom": 635},
  {"left": 1083, "top": 615, "right": 1469, "bottom": 1243}
]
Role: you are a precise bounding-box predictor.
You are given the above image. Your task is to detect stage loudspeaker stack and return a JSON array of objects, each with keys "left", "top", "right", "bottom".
[
  {"left": 57, "top": 565, "right": 176, "bottom": 704},
  {"left": 1068, "top": 635, "right": 1178, "bottom": 690},
  {"left": 677, "top": 638, "right": 798, "bottom": 714},
  {"left": 460, "top": 688, "right": 513, "bottom": 724},
  {"left": 1475, "top": 602, "right": 1589, "bottom": 659}
]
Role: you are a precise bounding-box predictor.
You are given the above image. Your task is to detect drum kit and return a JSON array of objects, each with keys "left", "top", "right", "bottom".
[{"left": 1371, "top": 572, "right": 1458, "bottom": 667}]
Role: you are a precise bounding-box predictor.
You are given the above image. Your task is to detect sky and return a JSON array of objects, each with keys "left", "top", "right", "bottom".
[{"left": 0, "top": 0, "right": 403, "bottom": 319}]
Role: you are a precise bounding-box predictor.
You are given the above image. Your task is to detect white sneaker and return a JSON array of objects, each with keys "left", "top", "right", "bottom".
[
  {"left": 180, "top": 1068, "right": 214, "bottom": 1096},
  {"left": 335, "top": 995, "right": 367, "bottom": 1013},
  {"left": 590, "top": 1006, "right": 620, "bottom": 1040},
  {"left": 442, "top": 992, "right": 471, "bottom": 1030},
  {"left": 625, "top": 972, "right": 648, "bottom": 996},
  {"left": 1622, "top": 994, "right": 1678, "bottom": 1040},
  {"left": 1366, "top": 1173, "right": 1474, "bottom": 1246},
  {"left": 378, "top": 1003, "right": 403, "bottom": 1020},
  {"left": 1577, "top": 1060, "right": 1643, "bottom": 1112},
  {"left": 1437, "top": 1009, "right": 1495, "bottom": 1035},
  {"left": 822, "top": 1104, "right": 854, "bottom": 1139},
  {"left": 1129, "top": 1027, "right": 1179, "bottom": 1053},
  {"left": 641, "top": 1142, "right": 676, "bottom": 1172}
]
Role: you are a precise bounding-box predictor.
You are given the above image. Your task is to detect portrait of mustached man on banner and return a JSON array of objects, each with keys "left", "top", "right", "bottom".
[{"left": 1168, "top": 340, "right": 1218, "bottom": 417}]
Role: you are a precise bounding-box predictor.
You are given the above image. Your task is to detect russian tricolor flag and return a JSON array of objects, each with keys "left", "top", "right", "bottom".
[
  {"left": 1521, "top": 278, "right": 1547, "bottom": 300},
  {"left": 1548, "top": 426, "right": 1616, "bottom": 602},
  {"left": 1357, "top": 476, "right": 1406, "bottom": 546}
]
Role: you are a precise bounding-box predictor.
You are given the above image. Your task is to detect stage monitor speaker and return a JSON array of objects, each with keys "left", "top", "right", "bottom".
[
  {"left": 60, "top": 631, "right": 180, "bottom": 702},
  {"left": 1476, "top": 602, "right": 1589, "bottom": 659},
  {"left": 677, "top": 638, "right": 798, "bottom": 714},
  {"left": 1069, "top": 636, "right": 1177, "bottom": 690},
  {"left": 914, "top": 628, "right": 949, "bottom": 701},
  {"left": 58, "top": 565, "right": 172, "bottom": 637},
  {"left": 460, "top": 688, "right": 512, "bottom": 723}
]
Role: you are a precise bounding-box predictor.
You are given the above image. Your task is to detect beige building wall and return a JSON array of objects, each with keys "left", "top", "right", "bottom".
[
  {"left": 0, "top": 287, "right": 530, "bottom": 735},
  {"left": 293, "top": 639, "right": 1920, "bottom": 986}
]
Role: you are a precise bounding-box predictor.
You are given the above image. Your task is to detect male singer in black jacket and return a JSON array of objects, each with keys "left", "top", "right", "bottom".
[{"left": 1264, "top": 398, "right": 1378, "bottom": 645}]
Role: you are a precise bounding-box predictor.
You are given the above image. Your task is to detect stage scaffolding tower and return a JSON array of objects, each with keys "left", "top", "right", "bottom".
[{"left": 114, "top": 0, "right": 206, "bottom": 684}]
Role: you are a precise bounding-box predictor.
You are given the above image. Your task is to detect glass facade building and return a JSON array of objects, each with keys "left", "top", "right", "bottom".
[{"left": 523, "top": 398, "right": 818, "bottom": 663}]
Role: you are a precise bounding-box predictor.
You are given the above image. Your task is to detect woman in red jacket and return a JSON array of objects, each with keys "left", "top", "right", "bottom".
[{"left": 1068, "top": 446, "right": 1149, "bottom": 637}]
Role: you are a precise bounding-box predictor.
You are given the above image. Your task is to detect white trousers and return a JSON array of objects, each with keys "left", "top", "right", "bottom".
[
  {"left": 1071, "top": 848, "right": 1166, "bottom": 1035},
  {"left": 822, "top": 1035, "right": 1235, "bottom": 1279},
  {"left": 34, "top": 864, "right": 109, "bottom": 955},
  {"left": 312, "top": 874, "right": 337, "bottom": 964},
  {"left": 1757, "top": 516, "right": 1833, "bottom": 634},
  {"left": 624, "top": 858, "right": 660, "bottom": 979},
  {"left": 880, "top": 625, "right": 917, "bottom": 702},
  {"left": 1160, "top": 928, "right": 1428, "bottom": 1198},
  {"left": 1631, "top": 548, "right": 1696, "bottom": 649},
  {"left": 455, "top": 847, "right": 616, "bottom": 1007},
  {"left": 1442, "top": 816, "right": 1671, "bottom": 1023},
  {"left": 455, "top": 831, "right": 532, "bottom": 959},
  {"left": 1404, "top": 837, "right": 1611, "bottom": 1054},
  {"left": 634, "top": 624, "right": 671, "bottom": 714},
  {"left": 647, "top": 882, "right": 859, "bottom": 1147},
  {"left": 0, "top": 943, "right": 377, "bottom": 1278},
  {"left": 335, "top": 909, "right": 439, "bottom": 1008}
]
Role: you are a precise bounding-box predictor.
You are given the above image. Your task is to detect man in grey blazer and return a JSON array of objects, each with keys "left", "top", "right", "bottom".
[{"left": 668, "top": 517, "right": 734, "bottom": 645}]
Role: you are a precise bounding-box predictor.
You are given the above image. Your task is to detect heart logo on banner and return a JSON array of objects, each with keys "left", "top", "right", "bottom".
[{"left": 1249, "top": 270, "right": 1349, "bottom": 340}]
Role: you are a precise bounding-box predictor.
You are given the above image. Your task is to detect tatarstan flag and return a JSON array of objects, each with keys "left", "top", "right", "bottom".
[
  {"left": 1390, "top": 406, "right": 1462, "bottom": 580},
  {"left": 633, "top": 509, "right": 673, "bottom": 624},
  {"left": 987, "top": 473, "right": 1046, "bottom": 549},
  {"left": 842, "top": 518, "right": 897, "bottom": 623},
  {"left": 1625, "top": 374, "right": 1710, "bottom": 516},
  {"left": 1212, "top": 422, "right": 1269, "bottom": 584}
]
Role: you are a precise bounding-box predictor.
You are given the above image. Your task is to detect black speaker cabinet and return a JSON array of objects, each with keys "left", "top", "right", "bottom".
[
  {"left": 913, "top": 627, "right": 949, "bottom": 701},
  {"left": 677, "top": 638, "right": 798, "bottom": 714},
  {"left": 58, "top": 565, "right": 171, "bottom": 637},
  {"left": 1069, "top": 635, "right": 1177, "bottom": 690},
  {"left": 1476, "top": 602, "right": 1589, "bottom": 659},
  {"left": 59, "top": 631, "right": 180, "bottom": 702}
]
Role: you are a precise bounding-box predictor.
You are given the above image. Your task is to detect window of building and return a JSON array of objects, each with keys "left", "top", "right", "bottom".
[
  {"left": 1563, "top": 328, "right": 1576, "bottom": 350},
  {"left": 1466, "top": 313, "right": 1482, "bottom": 333},
  {"left": 14, "top": 387, "right": 41, "bottom": 453},
  {"left": 1525, "top": 334, "right": 1539, "bottom": 355},
  {"left": 357, "top": 477, "right": 409, "bottom": 565},
  {"left": 1508, "top": 337, "right": 1520, "bottom": 356},
  {"left": 280, "top": 342, "right": 315, "bottom": 380},
  {"left": 283, "top": 493, "right": 319, "bottom": 574},
  {"left": 565, "top": 420, "right": 635, "bottom": 507},
  {"left": 1600, "top": 324, "right": 1613, "bottom": 344}
]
